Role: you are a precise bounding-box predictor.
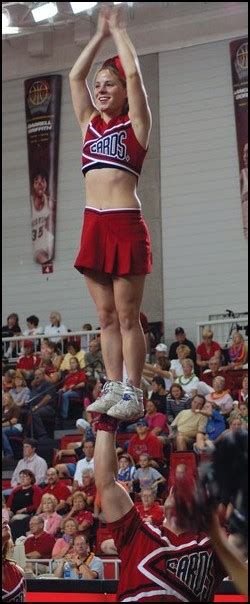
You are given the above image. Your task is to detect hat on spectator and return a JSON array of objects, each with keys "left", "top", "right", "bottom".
[
  {"left": 175, "top": 327, "right": 185, "bottom": 335},
  {"left": 155, "top": 343, "right": 168, "bottom": 353},
  {"left": 23, "top": 340, "right": 34, "bottom": 349},
  {"left": 136, "top": 418, "right": 148, "bottom": 427}
]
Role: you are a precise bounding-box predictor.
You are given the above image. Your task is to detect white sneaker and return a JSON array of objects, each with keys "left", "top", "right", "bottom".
[
  {"left": 87, "top": 380, "right": 125, "bottom": 414},
  {"left": 107, "top": 382, "right": 144, "bottom": 421}
]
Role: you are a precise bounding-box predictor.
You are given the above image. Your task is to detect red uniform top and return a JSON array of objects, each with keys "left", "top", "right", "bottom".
[
  {"left": 42, "top": 481, "right": 72, "bottom": 502},
  {"left": 128, "top": 432, "right": 164, "bottom": 464},
  {"left": 63, "top": 370, "right": 87, "bottom": 391},
  {"left": 2, "top": 560, "right": 26, "bottom": 602},
  {"left": 24, "top": 531, "right": 55, "bottom": 558},
  {"left": 16, "top": 355, "right": 40, "bottom": 371},
  {"left": 109, "top": 506, "right": 225, "bottom": 602},
  {"left": 82, "top": 114, "right": 147, "bottom": 178}
]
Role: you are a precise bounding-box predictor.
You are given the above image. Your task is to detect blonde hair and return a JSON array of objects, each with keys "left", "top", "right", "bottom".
[
  {"left": 202, "top": 327, "right": 213, "bottom": 339},
  {"left": 72, "top": 491, "right": 87, "bottom": 503},
  {"left": 40, "top": 493, "right": 58, "bottom": 510},
  {"left": 176, "top": 344, "right": 191, "bottom": 357}
]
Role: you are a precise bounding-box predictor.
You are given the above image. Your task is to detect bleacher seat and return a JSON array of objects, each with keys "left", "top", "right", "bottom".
[{"left": 95, "top": 526, "right": 113, "bottom": 555}]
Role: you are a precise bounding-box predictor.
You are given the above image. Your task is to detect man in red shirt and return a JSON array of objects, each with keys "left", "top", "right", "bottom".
[
  {"left": 24, "top": 516, "right": 55, "bottom": 559},
  {"left": 16, "top": 341, "right": 40, "bottom": 380},
  {"left": 37, "top": 468, "right": 71, "bottom": 514},
  {"left": 135, "top": 488, "right": 164, "bottom": 527},
  {"left": 128, "top": 418, "right": 164, "bottom": 465}
]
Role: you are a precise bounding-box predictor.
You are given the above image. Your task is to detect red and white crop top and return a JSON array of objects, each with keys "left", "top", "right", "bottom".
[{"left": 82, "top": 114, "right": 147, "bottom": 178}]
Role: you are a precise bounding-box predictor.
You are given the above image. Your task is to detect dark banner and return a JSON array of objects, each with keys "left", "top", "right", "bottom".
[
  {"left": 24, "top": 75, "right": 62, "bottom": 264},
  {"left": 230, "top": 38, "right": 248, "bottom": 239}
]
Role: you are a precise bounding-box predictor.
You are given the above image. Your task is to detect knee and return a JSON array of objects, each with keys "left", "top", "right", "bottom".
[
  {"left": 118, "top": 309, "right": 138, "bottom": 332},
  {"left": 98, "top": 308, "right": 119, "bottom": 331}
]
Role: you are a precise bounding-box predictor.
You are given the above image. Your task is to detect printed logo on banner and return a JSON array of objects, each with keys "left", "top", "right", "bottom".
[{"left": 27, "top": 80, "right": 52, "bottom": 114}]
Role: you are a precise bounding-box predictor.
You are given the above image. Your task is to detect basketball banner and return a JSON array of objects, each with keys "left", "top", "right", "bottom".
[
  {"left": 230, "top": 38, "right": 248, "bottom": 239},
  {"left": 24, "top": 75, "right": 62, "bottom": 264}
]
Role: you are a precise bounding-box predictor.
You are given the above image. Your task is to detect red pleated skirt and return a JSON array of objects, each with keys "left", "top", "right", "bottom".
[{"left": 74, "top": 207, "right": 152, "bottom": 276}]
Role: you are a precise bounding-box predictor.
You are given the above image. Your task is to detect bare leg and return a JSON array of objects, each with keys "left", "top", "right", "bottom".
[
  {"left": 113, "top": 275, "right": 146, "bottom": 388},
  {"left": 94, "top": 428, "right": 133, "bottom": 523},
  {"left": 84, "top": 271, "right": 123, "bottom": 380}
]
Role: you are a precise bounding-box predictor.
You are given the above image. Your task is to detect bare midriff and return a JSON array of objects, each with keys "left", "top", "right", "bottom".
[{"left": 85, "top": 167, "right": 141, "bottom": 209}]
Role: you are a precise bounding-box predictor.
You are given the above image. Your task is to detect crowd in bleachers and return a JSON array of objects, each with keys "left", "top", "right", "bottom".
[{"left": 2, "top": 311, "right": 248, "bottom": 580}]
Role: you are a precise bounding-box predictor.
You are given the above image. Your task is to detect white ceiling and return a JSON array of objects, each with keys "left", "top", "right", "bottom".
[{"left": 2, "top": 2, "right": 248, "bottom": 40}]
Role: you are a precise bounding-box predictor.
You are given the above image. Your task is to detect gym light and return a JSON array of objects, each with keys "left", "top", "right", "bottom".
[
  {"left": 31, "top": 2, "right": 58, "bottom": 23},
  {"left": 2, "top": 26, "right": 20, "bottom": 35},
  {"left": 2, "top": 11, "right": 10, "bottom": 28},
  {"left": 70, "top": 2, "right": 97, "bottom": 14}
]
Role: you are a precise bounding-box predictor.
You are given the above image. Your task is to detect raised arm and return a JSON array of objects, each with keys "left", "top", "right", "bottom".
[
  {"left": 108, "top": 7, "right": 152, "bottom": 149},
  {"left": 69, "top": 6, "right": 110, "bottom": 129}
]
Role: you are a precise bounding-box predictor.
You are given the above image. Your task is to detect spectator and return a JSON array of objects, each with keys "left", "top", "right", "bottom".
[
  {"left": 37, "top": 468, "right": 71, "bottom": 514},
  {"left": 205, "top": 376, "right": 234, "bottom": 416},
  {"left": 154, "top": 343, "right": 168, "bottom": 363},
  {"left": 44, "top": 311, "right": 68, "bottom": 345},
  {"left": 80, "top": 323, "right": 93, "bottom": 353},
  {"left": 237, "top": 376, "right": 248, "bottom": 405},
  {"left": 63, "top": 491, "right": 94, "bottom": 538},
  {"left": 52, "top": 518, "right": 79, "bottom": 559},
  {"left": 170, "top": 394, "right": 208, "bottom": 451},
  {"left": 194, "top": 401, "right": 226, "bottom": 453},
  {"left": 226, "top": 331, "right": 248, "bottom": 370},
  {"left": 11, "top": 439, "right": 48, "bottom": 489},
  {"left": 58, "top": 358, "right": 87, "bottom": 420},
  {"left": 23, "top": 315, "right": 43, "bottom": 354},
  {"left": 2, "top": 392, "right": 23, "bottom": 461},
  {"left": 135, "top": 488, "right": 164, "bottom": 527},
  {"left": 143, "top": 357, "right": 173, "bottom": 392},
  {"left": 55, "top": 437, "right": 93, "bottom": 480},
  {"left": 168, "top": 327, "right": 197, "bottom": 365},
  {"left": 16, "top": 341, "right": 40, "bottom": 381},
  {"left": 73, "top": 469, "right": 97, "bottom": 508},
  {"left": 7, "top": 469, "right": 43, "bottom": 541},
  {"left": 149, "top": 376, "right": 168, "bottom": 413},
  {"left": 38, "top": 494, "right": 62, "bottom": 536},
  {"left": 45, "top": 341, "right": 63, "bottom": 371},
  {"left": 201, "top": 356, "right": 232, "bottom": 391},
  {"left": 29, "top": 368, "right": 57, "bottom": 440},
  {"left": 24, "top": 515, "right": 55, "bottom": 559},
  {"left": 9, "top": 372, "right": 31, "bottom": 407},
  {"left": 166, "top": 383, "right": 192, "bottom": 424},
  {"left": 117, "top": 454, "right": 136, "bottom": 493},
  {"left": 2, "top": 313, "right": 22, "bottom": 359},
  {"left": 216, "top": 415, "right": 245, "bottom": 440},
  {"left": 237, "top": 403, "right": 248, "bottom": 428},
  {"left": 175, "top": 359, "right": 200, "bottom": 396},
  {"left": 84, "top": 339, "right": 105, "bottom": 379},
  {"left": 170, "top": 344, "right": 191, "bottom": 379},
  {"left": 73, "top": 441, "right": 95, "bottom": 488},
  {"left": 2, "top": 368, "right": 16, "bottom": 392},
  {"left": 196, "top": 328, "right": 221, "bottom": 371},
  {"left": 37, "top": 349, "right": 62, "bottom": 385},
  {"left": 128, "top": 418, "right": 164, "bottom": 466},
  {"left": 133, "top": 453, "right": 166, "bottom": 495},
  {"left": 60, "top": 341, "right": 86, "bottom": 372},
  {"left": 145, "top": 399, "right": 169, "bottom": 442},
  {"left": 54, "top": 533, "right": 104, "bottom": 579}
]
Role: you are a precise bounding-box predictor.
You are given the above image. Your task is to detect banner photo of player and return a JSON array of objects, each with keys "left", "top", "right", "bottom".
[
  {"left": 230, "top": 38, "right": 248, "bottom": 240},
  {"left": 24, "top": 75, "right": 62, "bottom": 264}
]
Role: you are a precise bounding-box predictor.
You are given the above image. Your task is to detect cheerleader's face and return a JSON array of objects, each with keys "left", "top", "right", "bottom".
[{"left": 94, "top": 69, "right": 127, "bottom": 116}]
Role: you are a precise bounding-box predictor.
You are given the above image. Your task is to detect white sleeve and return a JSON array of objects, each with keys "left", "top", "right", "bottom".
[{"left": 74, "top": 460, "right": 83, "bottom": 484}]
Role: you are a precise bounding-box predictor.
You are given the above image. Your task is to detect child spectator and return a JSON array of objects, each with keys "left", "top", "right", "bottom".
[
  {"left": 133, "top": 453, "right": 166, "bottom": 496},
  {"left": 117, "top": 453, "right": 136, "bottom": 493}
]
